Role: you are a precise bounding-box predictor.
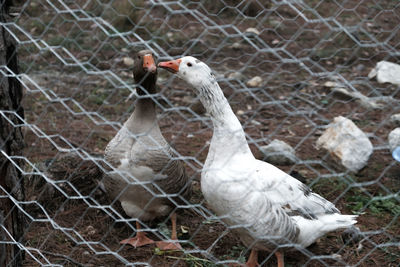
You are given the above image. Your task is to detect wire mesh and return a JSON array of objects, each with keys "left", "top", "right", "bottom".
[{"left": 1, "top": 0, "right": 399, "bottom": 266}]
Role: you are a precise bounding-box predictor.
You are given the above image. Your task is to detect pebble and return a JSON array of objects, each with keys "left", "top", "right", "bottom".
[
  {"left": 246, "top": 76, "right": 263, "bottom": 87},
  {"left": 245, "top": 27, "right": 260, "bottom": 35},
  {"left": 122, "top": 57, "right": 134, "bottom": 67},
  {"left": 227, "top": 71, "right": 244, "bottom": 81}
]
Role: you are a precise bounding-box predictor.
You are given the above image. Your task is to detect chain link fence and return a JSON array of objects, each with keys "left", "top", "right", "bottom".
[{"left": 1, "top": 0, "right": 400, "bottom": 266}]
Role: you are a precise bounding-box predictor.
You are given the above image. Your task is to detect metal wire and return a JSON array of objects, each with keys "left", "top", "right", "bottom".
[{"left": 1, "top": 0, "right": 399, "bottom": 266}]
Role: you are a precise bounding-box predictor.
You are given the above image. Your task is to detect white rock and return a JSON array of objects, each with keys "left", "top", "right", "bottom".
[
  {"left": 246, "top": 76, "right": 263, "bottom": 87},
  {"left": 388, "top": 128, "right": 400, "bottom": 152},
  {"left": 323, "top": 81, "right": 343, "bottom": 88},
  {"left": 316, "top": 116, "right": 373, "bottom": 172},
  {"left": 227, "top": 71, "right": 244, "bottom": 81},
  {"left": 230, "top": 42, "right": 243, "bottom": 50},
  {"left": 330, "top": 254, "right": 342, "bottom": 260},
  {"left": 368, "top": 61, "right": 400, "bottom": 85},
  {"left": 260, "top": 139, "right": 298, "bottom": 165},
  {"left": 245, "top": 27, "right": 260, "bottom": 35},
  {"left": 166, "top": 31, "right": 174, "bottom": 42},
  {"left": 329, "top": 86, "right": 396, "bottom": 110},
  {"left": 390, "top": 114, "right": 400, "bottom": 126},
  {"left": 122, "top": 57, "right": 134, "bottom": 67}
]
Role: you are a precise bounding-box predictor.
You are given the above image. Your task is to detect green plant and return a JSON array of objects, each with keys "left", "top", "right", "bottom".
[
  {"left": 347, "top": 193, "right": 400, "bottom": 216},
  {"left": 221, "top": 245, "right": 246, "bottom": 264}
]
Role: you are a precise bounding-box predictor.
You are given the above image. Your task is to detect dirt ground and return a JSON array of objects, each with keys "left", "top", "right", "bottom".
[{"left": 11, "top": 0, "right": 400, "bottom": 266}]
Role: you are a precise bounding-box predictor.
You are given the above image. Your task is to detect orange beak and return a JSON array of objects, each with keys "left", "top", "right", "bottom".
[
  {"left": 143, "top": 54, "right": 157, "bottom": 73},
  {"left": 158, "top": 59, "right": 182, "bottom": 74}
]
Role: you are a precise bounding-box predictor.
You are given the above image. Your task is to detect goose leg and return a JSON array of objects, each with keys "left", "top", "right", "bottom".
[
  {"left": 156, "top": 212, "right": 182, "bottom": 250},
  {"left": 275, "top": 251, "right": 284, "bottom": 267},
  {"left": 120, "top": 221, "right": 155, "bottom": 248},
  {"left": 245, "top": 249, "right": 259, "bottom": 267}
]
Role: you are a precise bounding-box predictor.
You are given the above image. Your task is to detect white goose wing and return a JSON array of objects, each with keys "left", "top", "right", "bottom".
[{"left": 253, "top": 159, "right": 339, "bottom": 220}]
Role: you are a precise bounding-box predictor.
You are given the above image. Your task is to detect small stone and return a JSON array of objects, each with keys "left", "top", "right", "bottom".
[
  {"left": 122, "top": 57, "right": 134, "bottom": 67},
  {"left": 260, "top": 139, "right": 298, "bottom": 165},
  {"left": 245, "top": 27, "right": 260, "bottom": 35},
  {"left": 166, "top": 32, "right": 174, "bottom": 42},
  {"left": 246, "top": 76, "right": 263, "bottom": 87},
  {"left": 231, "top": 42, "right": 243, "bottom": 50},
  {"left": 83, "top": 251, "right": 91, "bottom": 256},
  {"left": 182, "top": 95, "right": 193, "bottom": 104},
  {"left": 227, "top": 72, "right": 244, "bottom": 81},
  {"left": 237, "top": 110, "right": 245, "bottom": 116},
  {"left": 323, "top": 81, "right": 342, "bottom": 88},
  {"left": 86, "top": 225, "right": 96, "bottom": 235},
  {"left": 316, "top": 116, "right": 373, "bottom": 172},
  {"left": 388, "top": 128, "right": 400, "bottom": 152},
  {"left": 330, "top": 254, "right": 342, "bottom": 260},
  {"left": 390, "top": 114, "right": 400, "bottom": 126}
]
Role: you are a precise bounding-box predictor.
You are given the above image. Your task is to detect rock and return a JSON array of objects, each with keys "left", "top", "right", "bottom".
[
  {"left": 260, "top": 139, "right": 298, "bottom": 165},
  {"left": 327, "top": 85, "right": 396, "bottom": 109},
  {"left": 236, "top": 110, "right": 245, "bottom": 116},
  {"left": 122, "top": 56, "right": 134, "bottom": 67},
  {"left": 166, "top": 31, "right": 174, "bottom": 42},
  {"left": 323, "top": 81, "right": 343, "bottom": 88},
  {"left": 390, "top": 114, "right": 400, "bottom": 126},
  {"left": 245, "top": 27, "right": 260, "bottom": 35},
  {"left": 388, "top": 128, "right": 400, "bottom": 152},
  {"left": 330, "top": 254, "right": 342, "bottom": 260},
  {"left": 316, "top": 116, "right": 373, "bottom": 172},
  {"left": 368, "top": 61, "right": 400, "bottom": 85},
  {"left": 230, "top": 42, "right": 243, "bottom": 50},
  {"left": 227, "top": 71, "right": 245, "bottom": 81},
  {"left": 246, "top": 76, "right": 263, "bottom": 87}
]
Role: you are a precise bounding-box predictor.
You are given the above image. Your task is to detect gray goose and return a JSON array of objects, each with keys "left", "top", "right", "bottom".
[{"left": 103, "top": 50, "right": 191, "bottom": 250}]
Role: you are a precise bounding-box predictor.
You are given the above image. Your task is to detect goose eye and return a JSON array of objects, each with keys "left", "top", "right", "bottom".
[{"left": 187, "top": 62, "right": 192, "bottom": 67}]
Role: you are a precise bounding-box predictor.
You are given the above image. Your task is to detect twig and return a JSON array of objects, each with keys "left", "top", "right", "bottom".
[{"left": 42, "top": 251, "right": 85, "bottom": 267}]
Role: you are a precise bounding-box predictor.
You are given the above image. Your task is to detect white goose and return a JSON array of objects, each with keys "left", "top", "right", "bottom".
[{"left": 158, "top": 57, "right": 357, "bottom": 267}]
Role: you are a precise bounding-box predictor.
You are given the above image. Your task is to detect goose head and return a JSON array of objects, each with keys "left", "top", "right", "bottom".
[
  {"left": 133, "top": 50, "right": 158, "bottom": 95},
  {"left": 158, "top": 56, "right": 216, "bottom": 90}
]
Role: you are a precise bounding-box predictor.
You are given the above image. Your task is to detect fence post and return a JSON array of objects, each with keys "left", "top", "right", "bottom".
[{"left": 0, "top": 0, "right": 25, "bottom": 266}]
